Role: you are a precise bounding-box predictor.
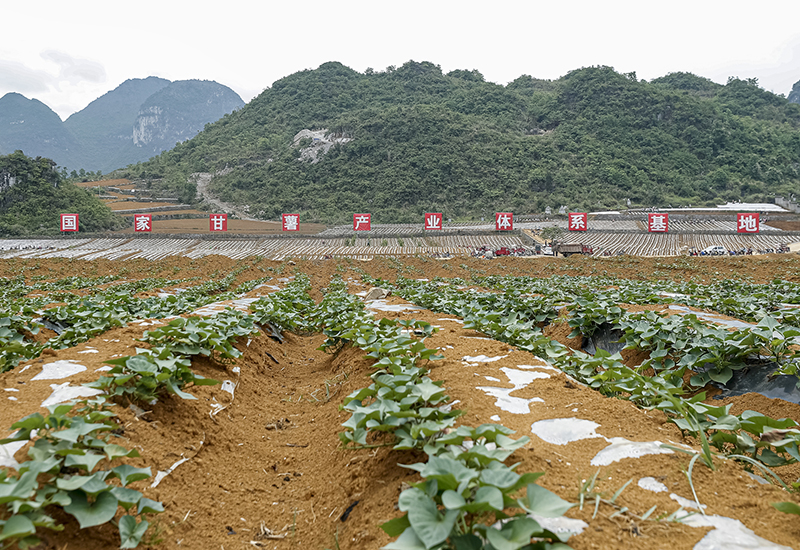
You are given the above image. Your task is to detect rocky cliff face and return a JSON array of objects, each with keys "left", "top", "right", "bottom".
[
  {"left": 789, "top": 79, "right": 800, "bottom": 104},
  {"left": 132, "top": 80, "right": 244, "bottom": 154}
]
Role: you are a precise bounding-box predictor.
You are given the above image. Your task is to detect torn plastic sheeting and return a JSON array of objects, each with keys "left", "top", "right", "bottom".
[
  {"left": 41, "top": 382, "right": 103, "bottom": 407},
  {"left": 365, "top": 300, "right": 423, "bottom": 312},
  {"left": 31, "top": 360, "right": 87, "bottom": 380},
  {"left": 150, "top": 456, "right": 191, "bottom": 488},
  {"left": 637, "top": 477, "right": 668, "bottom": 493},
  {"left": 677, "top": 512, "right": 792, "bottom": 550},
  {"left": 711, "top": 362, "right": 800, "bottom": 405},
  {"left": 590, "top": 437, "right": 673, "bottom": 466},
  {"left": 477, "top": 367, "right": 550, "bottom": 415},
  {"left": 221, "top": 380, "right": 236, "bottom": 399},
  {"left": 668, "top": 305, "right": 753, "bottom": 330},
  {"left": 463, "top": 354, "right": 507, "bottom": 363},
  {"left": 670, "top": 493, "right": 706, "bottom": 510},
  {"left": 525, "top": 513, "right": 588, "bottom": 541},
  {"left": 530, "top": 418, "right": 604, "bottom": 445},
  {"left": 0, "top": 431, "right": 36, "bottom": 470},
  {"left": 582, "top": 327, "right": 626, "bottom": 356}
]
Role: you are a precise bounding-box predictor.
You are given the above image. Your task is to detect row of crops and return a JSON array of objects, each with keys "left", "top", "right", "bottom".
[{"left": 2, "top": 264, "right": 800, "bottom": 548}]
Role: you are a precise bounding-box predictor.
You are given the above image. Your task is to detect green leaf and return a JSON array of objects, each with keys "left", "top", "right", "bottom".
[
  {"left": 480, "top": 466, "right": 520, "bottom": 489},
  {"left": 465, "top": 486, "right": 504, "bottom": 513},
  {"left": 111, "top": 465, "right": 151, "bottom": 487},
  {"left": 64, "top": 451, "right": 105, "bottom": 473},
  {"left": 441, "top": 490, "right": 466, "bottom": 510},
  {"left": 119, "top": 515, "right": 149, "bottom": 549},
  {"left": 137, "top": 497, "right": 164, "bottom": 514},
  {"left": 104, "top": 444, "right": 139, "bottom": 461},
  {"left": 110, "top": 487, "right": 142, "bottom": 511},
  {"left": 485, "top": 517, "right": 542, "bottom": 550},
  {"left": 451, "top": 534, "right": 483, "bottom": 550},
  {"left": 63, "top": 490, "right": 118, "bottom": 528},
  {"left": 382, "top": 528, "right": 427, "bottom": 550},
  {"left": 517, "top": 484, "right": 575, "bottom": 517},
  {"left": 771, "top": 501, "right": 800, "bottom": 516},
  {"left": 708, "top": 367, "right": 733, "bottom": 385},
  {"left": 401, "top": 488, "right": 459, "bottom": 549},
  {"left": 0, "top": 514, "right": 36, "bottom": 542},
  {"left": 381, "top": 514, "right": 411, "bottom": 537},
  {"left": 0, "top": 471, "right": 39, "bottom": 505}
]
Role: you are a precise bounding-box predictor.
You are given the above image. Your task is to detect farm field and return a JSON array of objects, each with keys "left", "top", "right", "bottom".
[{"left": 0, "top": 254, "right": 799, "bottom": 550}]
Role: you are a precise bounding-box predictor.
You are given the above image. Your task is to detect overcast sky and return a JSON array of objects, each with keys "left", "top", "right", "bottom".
[{"left": 3, "top": 0, "right": 800, "bottom": 120}]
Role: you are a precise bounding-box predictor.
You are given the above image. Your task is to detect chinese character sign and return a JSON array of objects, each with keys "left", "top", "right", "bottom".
[
  {"left": 424, "top": 213, "right": 442, "bottom": 230},
  {"left": 353, "top": 214, "right": 371, "bottom": 231},
  {"left": 495, "top": 212, "right": 513, "bottom": 231},
  {"left": 737, "top": 213, "right": 759, "bottom": 233},
  {"left": 209, "top": 214, "right": 227, "bottom": 232},
  {"left": 60, "top": 214, "right": 79, "bottom": 232},
  {"left": 568, "top": 212, "right": 588, "bottom": 231},
  {"left": 282, "top": 214, "right": 300, "bottom": 232},
  {"left": 648, "top": 213, "right": 669, "bottom": 233},
  {"left": 133, "top": 214, "right": 152, "bottom": 232}
]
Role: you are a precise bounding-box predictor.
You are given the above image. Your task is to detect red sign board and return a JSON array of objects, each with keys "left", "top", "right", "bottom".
[
  {"left": 282, "top": 214, "right": 300, "bottom": 232},
  {"left": 737, "top": 213, "right": 759, "bottom": 233},
  {"left": 133, "top": 214, "right": 152, "bottom": 232},
  {"left": 353, "top": 214, "right": 371, "bottom": 231},
  {"left": 60, "top": 213, "right": 79, "bottom": 232},
  {"left": 209, "top": 214, "right": 228, "bottom": 232},
  {"left": 495, "top": 212, "right": 513, "bottom": 231},
  {"left": 424, "top": 213, "right": 443, "bottom": 230},
  {"left": 568, "top": 212, "right": 588, "bottom": 231},
  {"left": 647, "top": 213, "right": 669, "bottom": 233}
]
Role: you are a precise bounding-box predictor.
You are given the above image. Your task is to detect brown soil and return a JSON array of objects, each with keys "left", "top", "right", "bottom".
[{"left": 1, "top": 256, "right": 799, "bottom": 550}]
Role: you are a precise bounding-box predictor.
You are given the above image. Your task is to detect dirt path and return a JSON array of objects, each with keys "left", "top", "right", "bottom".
[{"left": 193, "top": 172, "right": 261, "bottom": 221}]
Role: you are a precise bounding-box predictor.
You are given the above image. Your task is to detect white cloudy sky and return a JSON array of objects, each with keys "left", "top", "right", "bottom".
[{"left": 3, "top": 0, "right": 800, "bottom": 120}]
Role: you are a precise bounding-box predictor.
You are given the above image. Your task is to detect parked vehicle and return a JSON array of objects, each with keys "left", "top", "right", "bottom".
[
  {"left": 552, "top": 242, "right": 593, "bottom": 257},
  {"left": 702, "top": 245, "right": 726, "bottom": 256}
]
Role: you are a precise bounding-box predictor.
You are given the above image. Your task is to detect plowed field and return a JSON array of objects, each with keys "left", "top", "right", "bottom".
[{"left": 1, "top": 255, "right": 799, "bottom": 550}]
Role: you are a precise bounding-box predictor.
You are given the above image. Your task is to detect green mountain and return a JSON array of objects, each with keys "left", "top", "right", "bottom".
[
  {"left": 0, "top": 93, "right": 83, "bottom": 168},
  {"left": 63, "top": 76, "right": 171, "bottom": 171},
  {"left": 0, "top": 151, "right": 120, "bottom": 236},
  {"left": 120, "top": 61, "right": 800, "bottom": 222}
]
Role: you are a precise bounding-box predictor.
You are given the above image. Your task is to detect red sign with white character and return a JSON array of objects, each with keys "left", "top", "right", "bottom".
[
  {"left": 568, "top": 212, "right": 588, "bottom": 231},
  {"left": 424, "top": 213, "right": 443, "bottom": 230},
  {"left": 647, "top": 213, "right": 669, "bottom": 233},
  {"left": 495, "top": 212, "right": 513, "bottom": 231},
  {"left": 282, "top": 214, "right": 300, "bottom": 232},
  {"left": 133, "top": 214, "right": 152, "bottom": 232},
  {"left": 209, "top": 214, "right": 227, "bottom": 232},
  {"left": 60, "top": 214, "right": 79, "bottom": 232},
  {"left": 737, "top": 213, "right": 759, "bottom": 233},
  {"left": 353, "top": 214, "right": 371, "bottom": 231}
]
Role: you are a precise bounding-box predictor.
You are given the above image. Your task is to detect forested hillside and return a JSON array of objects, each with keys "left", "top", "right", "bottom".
[
  {"left": 119, "top": 61, "right": 800, "bottom": 223},
  {"left": 0, "top": 151, "right": 120, "bottom": 235}
]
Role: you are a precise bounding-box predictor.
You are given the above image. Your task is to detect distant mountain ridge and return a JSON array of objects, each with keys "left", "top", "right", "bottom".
[{"left": 0, "top": 78, "right": 244, "bottom": 172}]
